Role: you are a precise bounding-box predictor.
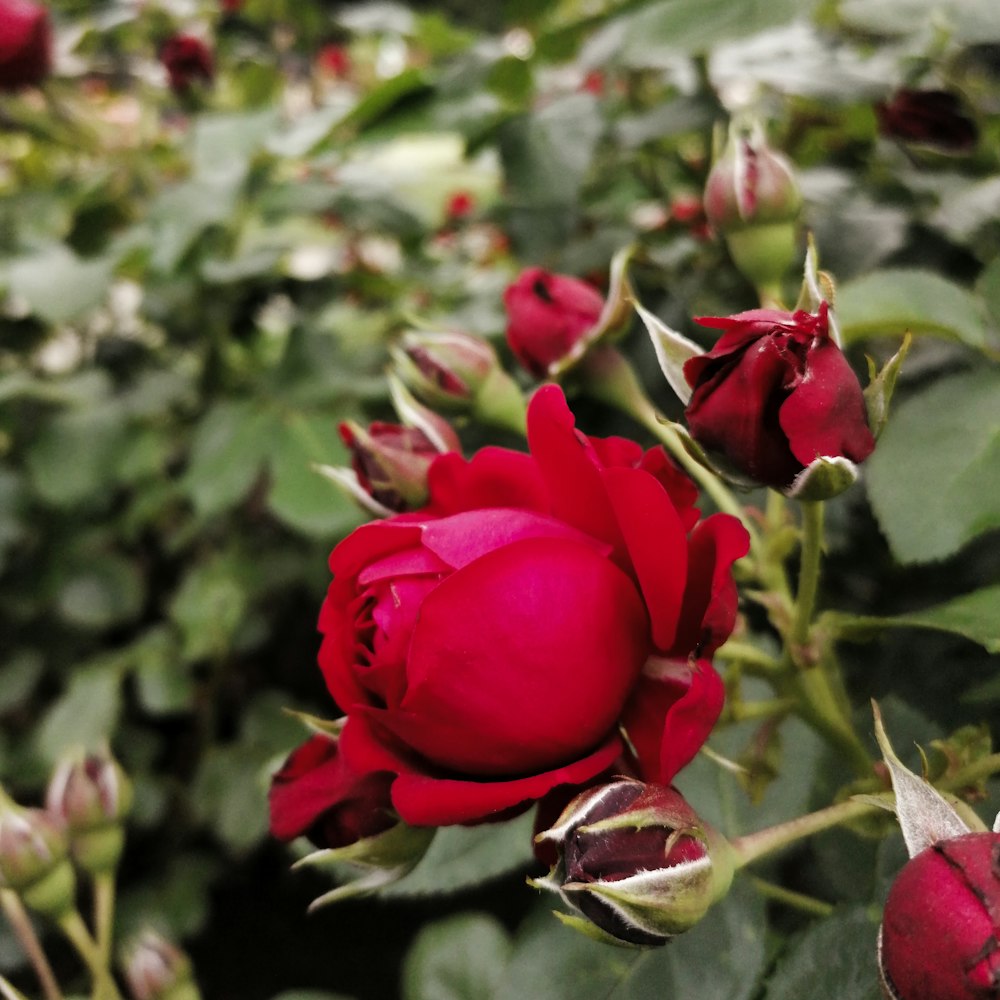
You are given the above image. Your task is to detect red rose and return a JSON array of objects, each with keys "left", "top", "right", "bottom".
[
  {"left": 294, "top": 385, "right": 747, "bottom": 828},
  {"left": 875, "top": 88, "right": 978, "bottom": 153},
  {"left": 268, "top": 734, "right": 396, "bottom": 848},
  {"left": 683, "top": 302, "right": 875, "bottom": 490},
  {"left": 503, "top": 268, "right": 605, "bottom": 377},
  {"left": 0, "top": 0, "right": 50, "bottom": 92},
  {"left": 880, "top": 831, "right": 1000, "bottom": 999},
  {"left": 160, "top": 34, "right": 214, "bottom": 95}
]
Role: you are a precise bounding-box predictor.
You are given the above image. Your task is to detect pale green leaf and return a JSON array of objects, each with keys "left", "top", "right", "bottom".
[
  {"left": 4, "top": 245, "right": 115, "bottom": 323},
  {"left": 36, "top": 666, "right": 123, "bottom": 763}
]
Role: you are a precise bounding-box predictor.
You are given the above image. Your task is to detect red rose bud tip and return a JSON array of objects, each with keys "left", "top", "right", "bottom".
[
  {"left": 532, "top": 779, "right": 734, "bottom": 946},
  {"left": 0, "top": 0, "right": 51, "bottom": 91},
  {"left": 503, "top": 268, "right": 605, "bottom": 378},
  {"left": 392, "top": 330, "right": 497, "bottom": 406},
  {"left": 875, "top": 89, "right": 978, "bottom": 153},
  {"left": 880, "top": 832, "right": 1000, "bottom": 1000},
  {"left": 160, "top": 34, "right": 214, "bottom": 95},
  {"left": 683, "top": 301, "right": 875, "bottom": 493}
]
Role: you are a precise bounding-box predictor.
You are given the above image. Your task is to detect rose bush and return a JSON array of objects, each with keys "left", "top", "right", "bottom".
[
  {"left": 683, "top": 302, "right": 875, "bottom": 490},
  {"left": 270, "top": 385, "right": 748, "bottom": 833},
  {"left": 503, "top": 268, "right": 605, "bottom": 376},
  {"left": 0, "top": 0, "right": 50, "bottom": 91}
]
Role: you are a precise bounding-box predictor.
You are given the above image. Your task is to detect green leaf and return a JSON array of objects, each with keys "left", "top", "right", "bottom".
[
  {"left": 826, "top": 585, "right": 1000, "bottom": 654},
  {"left": 836, "top": 270, "right": 987, "bottom": 348},
  {"left": 36, "top": 666, "right": 123, "bottom": 763},
  {"left": 865, "top": 369, "right": 1000, "bottom": 563},
  {"left": 763, "top": 908, "right": 881, "bottom": 1000},
  {"left": 191, "top": 745, "right": 270, "bottom": 853},
  {"left": 338, "top": 68, "right": 433, "bottom": 134},
  {"left": 169, "top": 557, "right": 249, "bottom": 663},
  {"left": 838, "top": 0, "right": 1000, "bottom": 43},
  {"left": 56, "top": 551, "right": 144, "bottom": 630},
  {"left": 403, "top": 914, "right": 513, "bottom": 1000},
  {"left": 3, "top": 245, "right": 115, "bottom": 323},
  {"left": 614, "top": 0, "right": 821, "bottom": 62},
  {"left": 496, "top": 880, "right": 765, "bottom": 1000},
  {"left": 381, "top": 812, "right": 536, "bottom": 898}
]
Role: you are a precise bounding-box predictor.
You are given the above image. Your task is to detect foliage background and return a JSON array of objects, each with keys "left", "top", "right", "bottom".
[{"left": 1, "top": 0, "right": 999, "bottom": 997}]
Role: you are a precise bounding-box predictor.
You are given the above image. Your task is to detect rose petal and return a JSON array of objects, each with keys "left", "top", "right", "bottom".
[{"left": 425, "top": 448, "right": 548, "bottom": 516}]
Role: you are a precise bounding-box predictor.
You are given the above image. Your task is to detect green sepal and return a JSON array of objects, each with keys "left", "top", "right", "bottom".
[
  {"left": 864, "top": 333, "right": 912, "bottom": 439},
  {"left": 785, "top": 456, "right": 859, "bottom": 501},
  {"left": 633, "top": 298, "right": 701, "bottom": 406}
]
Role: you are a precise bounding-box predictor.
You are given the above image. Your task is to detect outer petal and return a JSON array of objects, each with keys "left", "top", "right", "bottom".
[
  {"left": 424, "top": 447, "right": 548, "bottom": 517},
  {"left": 526, "top": 385, "right": 628, "bottom": 562},
  {"left": 780, "top": 338, "right": 875, "bottom": 468},
  {"left": 669, "top": 513, "right": 750, "bottom": 658},
  {"left": 342, "top": 716, "right": 624, "bottom": 826},
  {"left": 621, "top": 658, "right": 724, "bottom": 784},
  {"left": 378, "top": 536, "right": 649, "bottom": 775},
  {"left": 601, "top": 466, "right": 688, "bottom": 652}
]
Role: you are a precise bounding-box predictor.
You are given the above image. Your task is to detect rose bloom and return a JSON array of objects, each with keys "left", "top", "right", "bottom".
[
  {"left": 875, "top": 88, "right": 978, "bottom": 153},
  {"left": 683, "top": 302, "right": 875, "bottom": 490},
  {"left": 0, "top": 0, "right": 50, "bottom": 91},
  {"left": 880, "top": 831, "right": 1000, "bottom": 999},
  {"left": 160, "top": 34, "right": 214, "bottom": 95},
  {"left": 271, "top": 385, "right": 748, "bottom": 832},
  {"left": 503, "top": 268, "right": 605, "bottom": 377}
]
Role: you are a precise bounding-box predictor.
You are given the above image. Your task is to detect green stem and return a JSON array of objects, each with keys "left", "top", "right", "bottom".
[
  {"left": 473, "top": 368, "right": 528, "bottom": 437},
  {"left": 57, "top": 913, "right": 122, "bottom": 1000},
  {"left": 714, "top": 641, "right": 783, "bottom": 675},
  {"left": 791, "top": 500, "right": 824, "bottom": 653},
  {"left": 747, "top": 876, "right": 834, "bottom": 917},
  {"left": 728, "top": 697, "right": 797, "bottom": 723},
  {"left": 0, "top": 891, "right": 63, "bottom": 1000},
  {"left": 93, "top": 873, "right": 116, "bottom": 976}
]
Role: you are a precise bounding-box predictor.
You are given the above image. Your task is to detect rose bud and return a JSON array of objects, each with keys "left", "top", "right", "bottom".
[
  {"left": 317, "top": 43, "right": 351, "bottom": 80},
  {"left": 337, "top": 418, "right": 458, "bottom": 514},
  {"left": 269, "top": 734, "right": 434, "bottom": 907},
  {"left": 46, "top": 747, "right": 133, "bottom": 875},
  {"left": 879, "top": 832, "right": 1000, "bottom": 999},
  {"left": 390, "top": 329, "right": 527, "bottom": 434},
  {"left": 503, "top": 268, "right": 605, "bottom": 378},
  {"left": 532, "top": 779, "right": 734, "bottom": 946},
  {"left": 704, "top": 118, "right": 802, "bottom": 291},
  {"left": 0, "top": 789, "right": 76, "bottom": 920},
  {"left": 875, "top": 88, "right": 978, "bottom": 153},
  {"left": 0, "top": 0, "right": 51, "bottom": 92},
  {"left": 444, "top": 191, "right": 475, "bottom": 223},
  {"left": 121, "top": 930, "right": 200, "bottom": 1000},
  {"left": 160, "top": 34, "right": 214, "bottom": 96},
  {"left": 307, "top": 384, "right": 747, "bottom": 829},
  {"left": 683, "top": 301, "right": 875, "bottom": 494}
]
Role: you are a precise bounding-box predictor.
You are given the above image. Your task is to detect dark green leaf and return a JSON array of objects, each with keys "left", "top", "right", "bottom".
[
  {"left": 866, "top": 369, "right": 1000, "bottom": 563},
  {"left": 403, "top": 914, "right": 512, "bottom": 1000}
]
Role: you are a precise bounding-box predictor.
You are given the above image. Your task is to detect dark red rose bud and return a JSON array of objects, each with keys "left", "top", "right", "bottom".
[
  {"left": 338, "top": 419, "right": 458, "bottom": 513},
  {"left": 532, "top": 779, "right": 734, "bottom": 946},
  {"left": 0, "top": 0, "right": 51, "bottom": 92},
  {"left": 875, "top": 89, "right": 978, "bottom": 153},
  {"left": 503, "top": 268, "right": 605, "bottom": 378},
  {"left": 160, "top": 34, "right": 214, "bottom": 95},
  {"left": 683, "top": 302, "right": 875, "bottom": 491},
  {"left": 880, "top": 832, "right": 1000, "bottom": 999},
  {"left": 269, "top": 734, "right": 396, "bottom": 850}
]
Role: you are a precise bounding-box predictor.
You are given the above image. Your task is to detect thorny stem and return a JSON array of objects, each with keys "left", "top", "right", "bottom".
[{"left": 0, "top": 890, "right": 63, "bottom": 1000}]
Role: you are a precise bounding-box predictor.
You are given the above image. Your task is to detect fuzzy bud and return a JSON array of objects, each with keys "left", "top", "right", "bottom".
[{"left": 122, "top": 930, "right": 200, "bottom": 1000}]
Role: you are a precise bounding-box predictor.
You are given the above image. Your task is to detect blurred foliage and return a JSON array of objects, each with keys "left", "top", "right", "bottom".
[{"left": 1, "top": 0, "right": 999, "bottom": 997}]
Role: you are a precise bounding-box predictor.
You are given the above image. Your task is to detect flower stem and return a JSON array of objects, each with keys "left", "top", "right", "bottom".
[
  {"left": 747, "top": 875, "right": 834, "bottom": 917},
  {"left": 0, "top": 890, "right": 63, "bottom": 1000},
  {"left": 57, "top": 912, "right": 122, "bottom": 1000},
  {"left": 93, "top": 873, "right": 116, "bottom": 975},
  {"left": 791, "top": 500, "right": 824, "bottom": 654}
]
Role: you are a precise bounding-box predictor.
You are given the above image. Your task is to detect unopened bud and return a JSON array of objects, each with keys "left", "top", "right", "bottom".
[
  {"left": 121, "top": 930, "right": 200, "bottom": 1000},
  {"left": 46, "top": 748, "right": 132, "bottom": 875},
  {"left": 0, "top": 790, "right": 76, "bottom": 919},
  {"left": 531, "top": 779, "right": 734, "bottom": 946},
  {"left": 391, "top": 330, "right": 497, "bottom": 409},
  {"left": 704, "top": 118, "right": 802, "bottom": 290}
]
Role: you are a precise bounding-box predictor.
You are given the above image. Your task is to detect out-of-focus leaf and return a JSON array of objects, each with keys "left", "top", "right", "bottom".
[
  {"left": 496, "top": 880, "right": 765, "bottom": 1000},
  {"left": 338, "top": 68, "right": 433, "bottom": 134},
  {"left": 836, "top": 270, "right": 987, "bottom": 348},
  {"left": 191, "top": 109, "right": 279, "bottom": 185},
  {"left": 381, "top": 812, "right": 536, "bottom": 898},
  {"left": 169, "top": 557, "right": 249, "bottom": 663},
  {"left": 403, "top": 914, "right": 512, "bottom": 1000},
  {"left": 838, "top": 0, "right": 1000, "bottom": 44},
  {"left": 866, "top": 369, "right": 1000, "bottom": 564},
  {"left": 826, "top": 585, "right": 1000, "bottom": 654},
  {"left": 191, "top": 745, "right": 270, "bottom": 853},
  {"left": 36, "top": 665, "right": 123, "bottom": 763},
  {"left": 132, "top": 628, "right": 193, "bottom": 715},
  {"left": 3, "top": 245, "right": 115, "bottom": 323},
  {"left": 56, "top": 551, "right": 144, "bottom": 630},
  {"left": 762, "top": 908, "right": 881, "bottom": 1000},
  {"left": 116, "top": 853, "right": 220, "bottom": 940},
  {"left": 0, "top": 651, "right": 43, "bottom": 714}
]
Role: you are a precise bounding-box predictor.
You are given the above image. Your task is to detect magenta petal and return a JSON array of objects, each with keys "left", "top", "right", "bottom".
[
  {"left": 780, "top": 339, "right": 875, "bottom": 468},
  {"left": 526, "top": 385, "right": 628, "bottom": 560},
  {"left": 621, "top": 658, "right": 724, "bottom": 783},
  {"left": 601, "top": 466, "right": 688, "bottom": 652},
  {"left": 420, "top": 507, "right": 608, "bottom": 570},
  {"left": 389, "top": 536, "right": 649, "bottom": 775}
]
